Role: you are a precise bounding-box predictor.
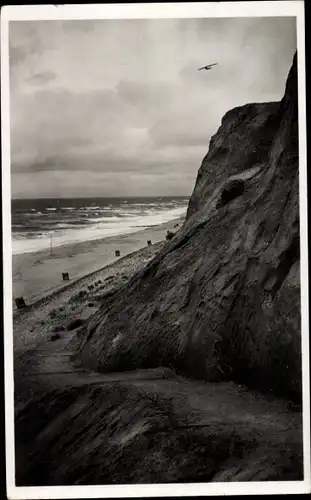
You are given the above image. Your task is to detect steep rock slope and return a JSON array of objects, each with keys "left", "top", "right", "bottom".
[{"left": 77, "top": 53, "right": 300, "bottom": 402}]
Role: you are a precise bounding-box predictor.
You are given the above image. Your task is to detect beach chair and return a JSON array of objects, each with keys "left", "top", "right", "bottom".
[
  {"left": 166, "top": 230, "right": 175, "bottom": 241},
  {"left": 15, "top": 297, "right": 26, "bottom": 309}
]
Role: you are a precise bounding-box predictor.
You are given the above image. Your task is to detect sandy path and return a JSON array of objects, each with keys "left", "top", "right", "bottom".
[{"left": 15, "top": 323, "right": 301, "bottom": 442}]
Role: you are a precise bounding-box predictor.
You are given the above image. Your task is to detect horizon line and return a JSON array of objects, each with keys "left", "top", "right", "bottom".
[{"left": 11, "top": 195, "right": 190, "bottom": 200}]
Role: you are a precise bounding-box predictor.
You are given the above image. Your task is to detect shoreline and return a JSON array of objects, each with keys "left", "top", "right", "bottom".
[
  {"left": 12, "top": 216, "right": 184, "bottom": 257},
  {"left": 13, "top": 216, "right": 183, "bottom": 349},
  {"left": 13, "top": 242, "right": 165, "bottom": 350},
  {"left": 13, "top": 215, "right": 184, "bottom": 307}
]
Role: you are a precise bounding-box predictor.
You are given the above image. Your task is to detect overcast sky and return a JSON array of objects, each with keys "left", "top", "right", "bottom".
[{"left": 9, "top": 16, "right": 296, "bottom": 199}]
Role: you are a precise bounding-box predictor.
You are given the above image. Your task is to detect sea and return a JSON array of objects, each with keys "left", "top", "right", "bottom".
[{"left": 11, "top": 197, "right": 189, "bottom": 255}]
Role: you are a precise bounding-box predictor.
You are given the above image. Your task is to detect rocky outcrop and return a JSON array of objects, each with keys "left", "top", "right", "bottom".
[{"left": 77, "top": 53, "right": 300, "bottom": 402}]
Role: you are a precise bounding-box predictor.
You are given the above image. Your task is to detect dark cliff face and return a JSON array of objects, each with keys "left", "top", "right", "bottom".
[
  {"left": 186, "top": 101, "right": 280, "bottom": 220},
  {"left": 78, "top": 52, "right": 300, "bottom": 401}
]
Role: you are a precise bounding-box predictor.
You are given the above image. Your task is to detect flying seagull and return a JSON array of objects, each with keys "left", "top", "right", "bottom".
[{"left": 197, "top": 63, "right": 218, "bottom": 71}]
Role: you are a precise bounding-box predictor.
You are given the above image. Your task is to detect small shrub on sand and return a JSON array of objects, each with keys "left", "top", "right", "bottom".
[
  {"left": 69, "top": 290, "right": 87, "bottom": 303},
  {"left": 66, "top": 318, "right": 86, "bottom": 331},
  {"left": 92, "top": 294, "right": 102, "bottom": 302},
  {"left": 49, "top": 308, "right": 59, "bottom": 318},
  {"left": 69, "top": 293, "right": 79, "bottom": 303},
  {"left": 88, "top": 285, "right": 94, "bottom": 291}
]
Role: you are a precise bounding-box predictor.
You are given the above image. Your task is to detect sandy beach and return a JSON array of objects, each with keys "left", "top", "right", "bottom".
[
  {"left": 13, "top": 216, "right": 183, "bottom": 305},
  {"left": 13, "top": 216, "right": 183, "bottom": 349}
]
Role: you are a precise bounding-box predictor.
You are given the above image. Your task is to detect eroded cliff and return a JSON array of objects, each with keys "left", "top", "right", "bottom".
[{"left": 77, "top": 52, "right": 300, "bottom": 402}]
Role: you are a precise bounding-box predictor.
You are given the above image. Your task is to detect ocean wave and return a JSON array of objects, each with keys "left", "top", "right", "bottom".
[
  {"left": 55, "top": 223, "right": 79, "bottom": 229},
  {"left": 12, "top": 199, "right": 188, "bottom": 254},
  {"left": 117, "top": 212, "right": 139, "bottom": 217},
  {"left": 128, "top": 207, "right": 186, "bottom": 228},
  {"left": 88, "top": 216, "right": 121, "bottom": 223},
  {"left": 113, "top": 208, "right": 146, "bottom": 216},
  {"left": 55, "top": 219, "right": 90, "bottom": 226},
  {"left": 22, "top": 231, "right": 53, "bottom": 239},
  {"left": 26, "top": 213, "right": 45, "bottom": 218}
]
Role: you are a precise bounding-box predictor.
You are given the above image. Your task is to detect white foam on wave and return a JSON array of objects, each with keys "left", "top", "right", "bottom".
[
  {"left": 88, "top": 216, "right": 121, "bottom": 223},
  {"left": 12, "top": 205, "right": 187, "bottom": 255},
  {"left": 118, "top": 212, "right": 138, "bottom": 217},
  {"left": 129, "top": 207, "right": 186, "bottom": 227},
  {"left": 55, "top": 223, "right": 75, "bottom": 229}
]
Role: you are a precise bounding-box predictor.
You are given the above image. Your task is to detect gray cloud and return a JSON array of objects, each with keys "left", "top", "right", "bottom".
[
  {"left": 26, "top": 70, "right": 57, "bottom": 85},
  {"left": 9, "top": 44, "right": 28, "bottom": 65},
  {"left": 9, "top": 17, "right": 297, "bottom": 198}
]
